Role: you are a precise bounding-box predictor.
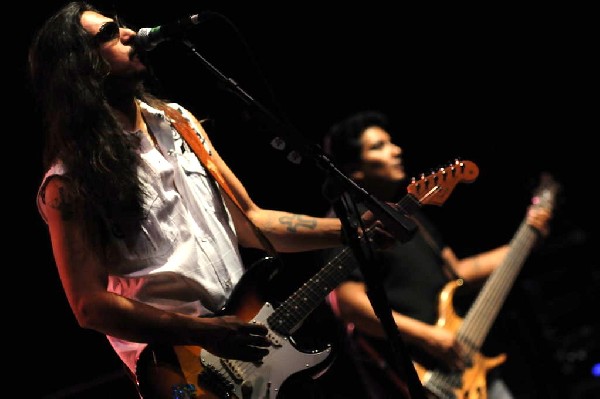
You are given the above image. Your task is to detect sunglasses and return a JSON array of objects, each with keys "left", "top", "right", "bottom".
[{"left": 94, "top": 21, "right": 120, "bottom": 45}]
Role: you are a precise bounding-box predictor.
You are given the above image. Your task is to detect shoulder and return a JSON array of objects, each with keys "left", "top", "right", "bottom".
[
  {"left": 162, "top": 102, "right": 206, "bottom": 133},
  {"left": 38, "top": 175, "right": 79, "bottom": 223},
  {"left": 37, "top": 162, "right": 67, "bottom": 217},
  {"left": 139, "top": 100, "right": 195, "bottom": 124},
  {"left": 165, "top": 102, "right": 195, "bottom": 122},
  {"left": 166, "top": 103, "right": 213, "bottom": 146}
]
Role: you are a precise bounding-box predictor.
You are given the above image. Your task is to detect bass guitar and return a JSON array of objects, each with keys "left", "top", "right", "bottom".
[
  {"left": 413, "top": 172, "right": 560, "bottom": 399},
  {"left": 141, "top": 160, "right": 479, "bottom": 399}
]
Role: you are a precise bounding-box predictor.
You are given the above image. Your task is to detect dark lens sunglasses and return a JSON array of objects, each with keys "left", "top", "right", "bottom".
[{"left": 94, "top": 21, "right": 120, "bottom": 45}]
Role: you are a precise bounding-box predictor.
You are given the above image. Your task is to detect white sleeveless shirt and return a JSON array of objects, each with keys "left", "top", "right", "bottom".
[{"left": 37, "top": 101, "right": 245, "bottom": 377}]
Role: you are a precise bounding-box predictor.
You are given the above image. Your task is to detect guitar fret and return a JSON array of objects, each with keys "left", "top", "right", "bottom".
[{"left": 269, "top": 249, "right": 356, "bottom": 335}]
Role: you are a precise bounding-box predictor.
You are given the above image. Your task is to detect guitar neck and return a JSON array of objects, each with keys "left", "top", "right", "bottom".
[
  {"left": 268, "top": 247, "right": 356, "bottom": 335},
  {"left": 268, "top": 193, "right": 421, "bottom": 335},
  {"left": 457, "top": 172, "right": 558, "bottom": 355},
  {"left": 457, "top": 220, "right": 539, "bottom": 350}
]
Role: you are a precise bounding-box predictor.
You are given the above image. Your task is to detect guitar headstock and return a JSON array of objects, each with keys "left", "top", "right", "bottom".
[
  {"left": 532, "top": 172, "right": 561, "bottom": 211},
  {"left": 407, "top": 159, "right": 479, "bottom": 206}
]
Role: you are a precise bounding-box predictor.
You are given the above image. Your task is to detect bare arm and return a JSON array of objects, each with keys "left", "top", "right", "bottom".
[
  {"left": 442, "top": 245, "right": 510, "bottom": 284},
  {"left": 41, "top": 177, "right": 269, "bottom": 361},
  {"left": 442, "top": 205, "right": 552, "bottom": 284},
  {"left": 191, "top": 117, "right": 394, "bottom": 253},
  {"left": 334, "top": 281, "right": 468, "bottom": 370}
]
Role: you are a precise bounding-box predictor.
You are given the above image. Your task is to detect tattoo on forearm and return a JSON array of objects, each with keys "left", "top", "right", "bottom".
[{"left": 279, "top": 215, "right": 317, "bottom": 233}]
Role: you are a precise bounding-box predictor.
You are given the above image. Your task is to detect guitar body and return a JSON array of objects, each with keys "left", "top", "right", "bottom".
[
  {"left": 413, "top": 280, "right": 506, "bottom": 399},
  {"left": 139, "top": 257, "right": 334, "bottom": 399}
]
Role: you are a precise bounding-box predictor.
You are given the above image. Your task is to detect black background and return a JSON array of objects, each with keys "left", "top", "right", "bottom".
[{"left": 17, "top": 1, "right": 598, "bottom": 398}]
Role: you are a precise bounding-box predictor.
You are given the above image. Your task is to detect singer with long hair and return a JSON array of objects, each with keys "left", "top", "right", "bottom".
[{"left": 28, "top": 3, "right": 406, "bottom": 398}]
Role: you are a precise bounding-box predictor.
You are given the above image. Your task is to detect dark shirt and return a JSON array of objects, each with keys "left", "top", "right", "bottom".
[{"left": 322, "top": 200, "right": 451, "bottom": 368}]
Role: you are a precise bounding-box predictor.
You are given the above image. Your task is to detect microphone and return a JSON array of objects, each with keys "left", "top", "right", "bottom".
[{"left": 135, "top": 14, "right": 202, "bottom": 51}]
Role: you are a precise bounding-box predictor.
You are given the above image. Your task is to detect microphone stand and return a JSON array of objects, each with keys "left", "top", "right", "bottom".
[
  {"left": 179, "top": 39, "right": 426, "bottom": 399},
  {"left": 322, "top": 172, "right": 425, "bottom": 399}
]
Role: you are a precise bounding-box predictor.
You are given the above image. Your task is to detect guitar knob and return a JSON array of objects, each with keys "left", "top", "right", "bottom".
[{"left": 241, "top": 380, "right": 253, "bottom": 399}]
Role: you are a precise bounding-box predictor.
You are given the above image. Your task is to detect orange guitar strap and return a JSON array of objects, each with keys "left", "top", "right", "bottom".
[{"left": 164, "top": 107, "right": 278, "bottom": 258}]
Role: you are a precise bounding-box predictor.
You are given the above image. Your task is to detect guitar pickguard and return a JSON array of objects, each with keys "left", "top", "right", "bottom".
[{"left": 199, "top": 303, "right": 333, "bottom": 399}]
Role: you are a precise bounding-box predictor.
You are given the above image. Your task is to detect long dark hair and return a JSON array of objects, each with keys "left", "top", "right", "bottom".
[{"left": 28, "top": 2, "right": 158, "bottom": 248}]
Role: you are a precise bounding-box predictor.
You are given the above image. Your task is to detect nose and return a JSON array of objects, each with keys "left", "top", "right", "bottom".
[{"left": 121, "top": 28, "right": 137, "bottom": 45}]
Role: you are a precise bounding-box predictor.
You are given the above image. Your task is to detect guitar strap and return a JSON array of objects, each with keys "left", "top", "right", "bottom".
[
  {"left": 163, "top": 106, "right": 278, "bottom": 258},
  {"left": 409, "top": 215, "right": 459, "bottom": 281}
]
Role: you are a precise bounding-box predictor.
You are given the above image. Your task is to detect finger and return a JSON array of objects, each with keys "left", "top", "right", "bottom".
[
  {"left": 370, "top": 226, "right": 396, "bottom": 248},
  {"left": 244, "top": 322, "right": 269, "bottom": 335},
  {"left": 233, "top": 346, "right": 270, "bottom": 362},
  {"left": 243, "top": 333, "right": 272, "bottom": 348}
]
